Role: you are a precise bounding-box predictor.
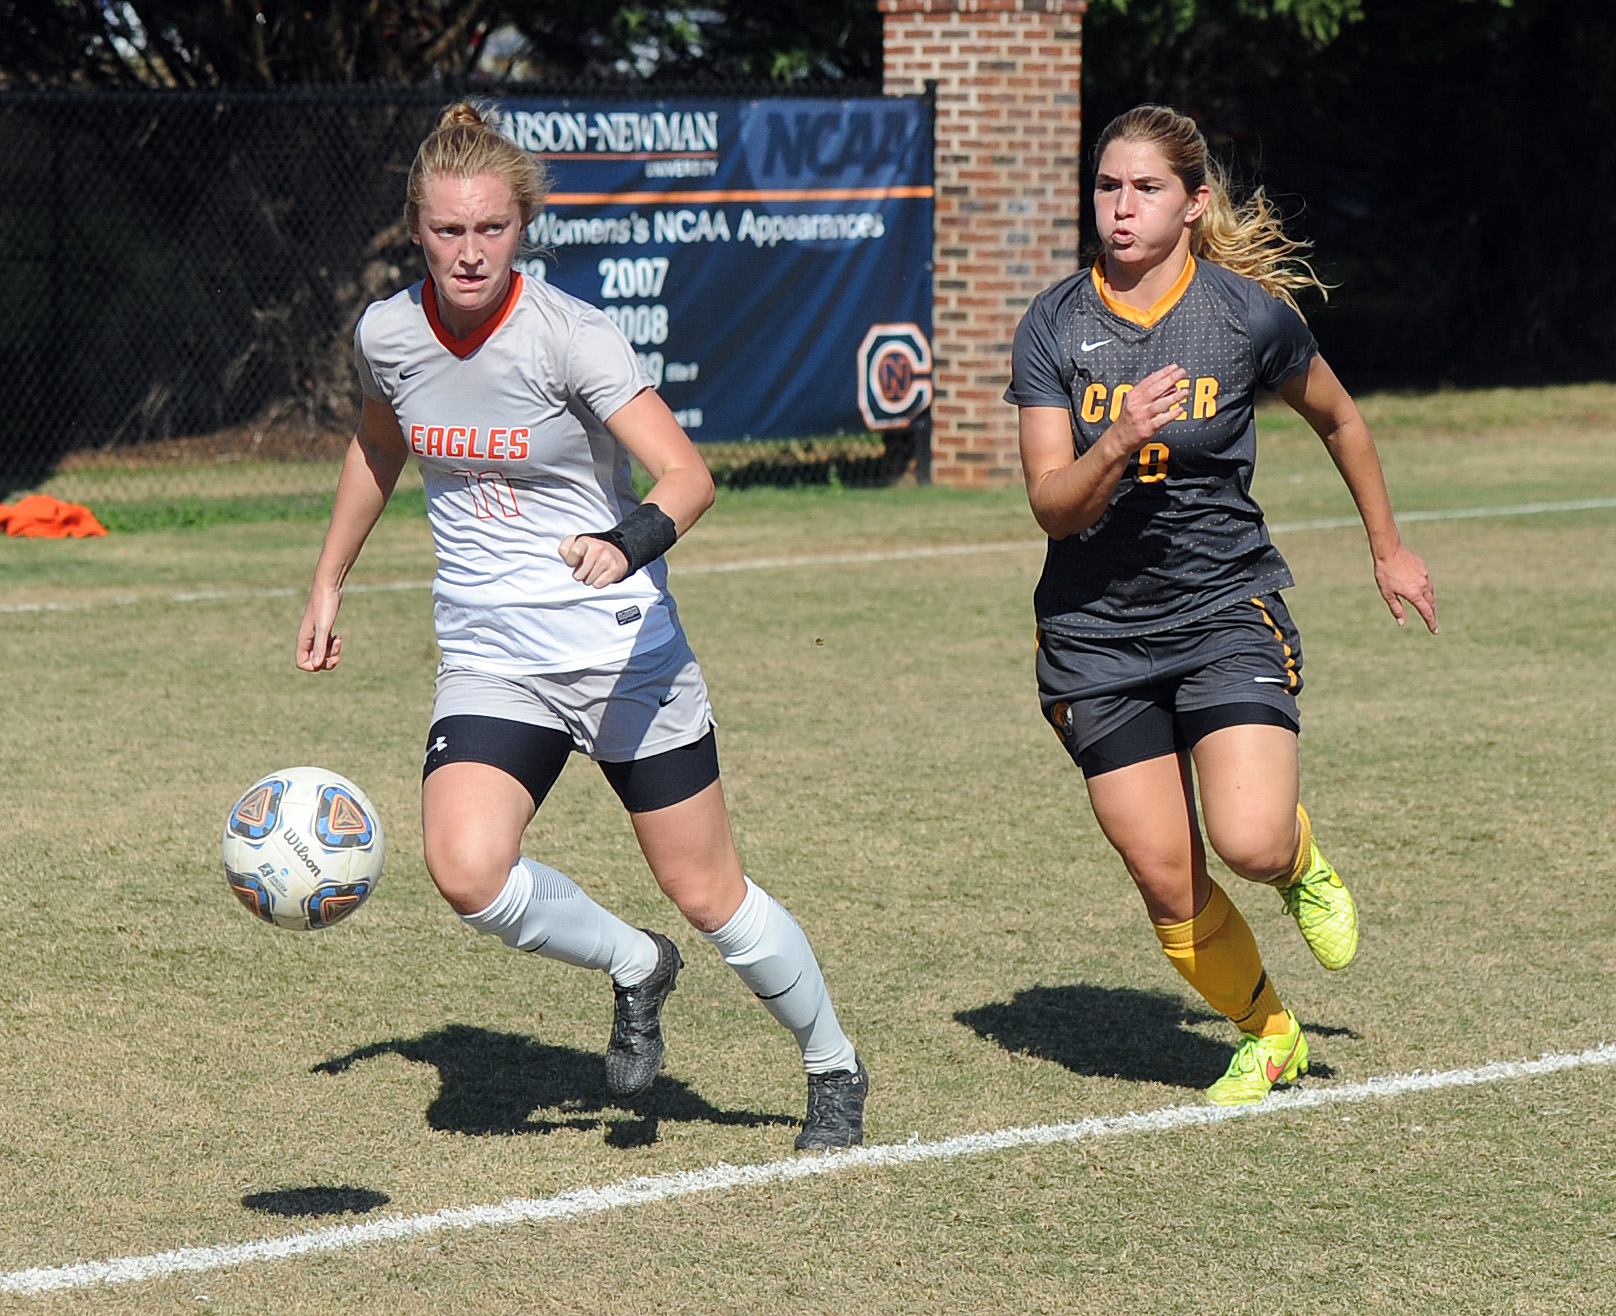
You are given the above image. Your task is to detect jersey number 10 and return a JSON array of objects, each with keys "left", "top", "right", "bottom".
[{"left": 457, "top": 469, "right": 523, "bottom": 519}]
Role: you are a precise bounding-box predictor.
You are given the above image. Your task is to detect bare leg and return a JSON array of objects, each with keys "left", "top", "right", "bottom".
[
  {"left": 1083, "top": 750, "right": 1207, "bottom": 924},
  {"left": 1191, "top": 724, "right": 1302, "bottom": 884},
  {"left": 426, "top": 760, "right": 655, "bottom": 981},
  {"left": 627, "top": 779, "right": 747, "bottom": 931},
  {"left": 421, "top": 761, "right": 534, "bottom": 913},
  {"left": 1085, "top": 746, "right": 1291, "bottom": 1046}
]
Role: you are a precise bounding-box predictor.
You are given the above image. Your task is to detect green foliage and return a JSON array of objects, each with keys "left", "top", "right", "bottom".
[
  {"left": 93, "top": 493, "right": 336, "bottom": 534},
  {"left": 1246, "top": 0, "right": 1363, "bottom": 44},
  {"left": 1089, "top": 0, "right": 1363, "bottom": 46},
  {"left": 504, "top": 0, "right": 883, "bottom": 83},
  {"left": 91, "top": 488, "right": 429, "bottom": 534},
  {"left": 1082, "top": 0, "right": 1616, "bottom": 383},
  {"left": 0, "top": 0, "right": 503, "bottom": 87},
  {"left": 0, "top": 0, "right": 883, "bottom": 88}
]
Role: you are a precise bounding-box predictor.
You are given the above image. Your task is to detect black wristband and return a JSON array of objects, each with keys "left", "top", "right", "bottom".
[{"left": 580, "top": 502, "right": 679, "bottom": 576}]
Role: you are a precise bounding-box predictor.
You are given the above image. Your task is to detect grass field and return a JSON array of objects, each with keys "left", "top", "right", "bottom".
[{"left": 2, "top": 384, "right": 1614, "bottom": 1314}]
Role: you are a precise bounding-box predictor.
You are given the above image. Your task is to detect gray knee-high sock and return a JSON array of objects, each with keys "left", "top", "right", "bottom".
[
  {"left": 702, "top": 876, "right": 856, "bottom": 1074},
  {"left": 460, "top": 858, "right": 658, "bottom": 986}
]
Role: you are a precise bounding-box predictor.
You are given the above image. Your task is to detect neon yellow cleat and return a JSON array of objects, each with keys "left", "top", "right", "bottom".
[
  {"left": 1279, "top": 840, "right": 1359, "bottom": 970},
  {"left": 1206, "top": 1012, "right": 1309, "bottom": 1105}
]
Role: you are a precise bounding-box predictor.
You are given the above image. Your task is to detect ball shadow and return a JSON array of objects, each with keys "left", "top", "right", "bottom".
[
  {"left": 956, "top": 983, "right": 1341, "bottom": 1088},
  {"left": 314, "top": 1023, "right": 793, "bottom": 1143},
  {"left": 241, "top": 1185, "right": 391, "bottom": 1217}
]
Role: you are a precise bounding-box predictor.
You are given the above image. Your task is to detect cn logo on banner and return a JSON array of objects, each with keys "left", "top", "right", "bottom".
[{"left": 857, "top": 323, "right": 933, "bottom": 430}]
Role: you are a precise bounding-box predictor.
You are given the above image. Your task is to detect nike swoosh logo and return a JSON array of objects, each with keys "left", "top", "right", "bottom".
[
  {"left": 658, "top": 691, "right": 678, "bottom": 706},
  {"left": 1079, "top": 339, "right": 1114, "bottom": 352},
  {"left": 1252, "top": 676, "right": 1288, "bottom": 684},
  {"left": 1265, "top": 1033, "right": 1304, "bottom": 1083},
  {"left": 400, "top": 368, "right": 423, "bottom": 379}
]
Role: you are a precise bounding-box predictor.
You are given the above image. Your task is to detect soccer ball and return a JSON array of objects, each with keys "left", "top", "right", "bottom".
[{"left": 221, "top": 766, "right": 385, "bottom": 931}]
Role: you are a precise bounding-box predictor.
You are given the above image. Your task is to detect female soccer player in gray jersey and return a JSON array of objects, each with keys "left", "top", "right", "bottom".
[
  {"left": 296, "top": 103, "right": 866, "bottom": 1148},
  {"left": 1005, "top": 105, "right": 1438, "bottom": 1104}
]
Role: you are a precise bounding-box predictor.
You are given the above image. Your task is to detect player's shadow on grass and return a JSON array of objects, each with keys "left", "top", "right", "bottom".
[
  {"left": 241, "top": 1186, "right": 391, "bottom": 1217},
  {"left": 956, "top": 984, "right": 1343, "bottom": 1089},
  {"left": 314, "top": 1023, "right": 792, "bottom": 1145}
]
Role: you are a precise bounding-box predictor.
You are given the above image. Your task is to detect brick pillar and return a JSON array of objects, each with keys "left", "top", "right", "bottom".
[{"left": 881, "top": 0, "right": 1085, "bottom": 486}]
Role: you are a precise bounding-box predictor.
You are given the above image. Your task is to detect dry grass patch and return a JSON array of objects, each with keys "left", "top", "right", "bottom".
[{"left": 1, "top": 384, "right": 1612, "bottom": 1313}]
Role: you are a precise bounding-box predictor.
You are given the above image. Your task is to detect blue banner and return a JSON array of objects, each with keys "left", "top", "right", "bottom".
[{"left": 498, "top": 98, "right": 934, "bottom": 442}]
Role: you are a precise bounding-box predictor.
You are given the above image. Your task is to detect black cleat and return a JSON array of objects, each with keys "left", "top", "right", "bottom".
[
  {"left": 795, "top": 1057, "right": 869, "bottom": 1151},
  {"left": 604, "top": 931, "right": 682, "bottom": 1098}
]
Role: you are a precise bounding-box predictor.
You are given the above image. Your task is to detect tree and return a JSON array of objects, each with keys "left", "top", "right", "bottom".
[
  {"left": 0, "top": 1, "right": 512, "bottom": 86},
  {"left": 1080, "top": 0, "right": 1616, "bottom": 382},
  {"left": 0, "top": 1, "right": 883, "bottom": 89},
  {"left": 6, "top": 0, "right": 1608, "bottom": 387}
]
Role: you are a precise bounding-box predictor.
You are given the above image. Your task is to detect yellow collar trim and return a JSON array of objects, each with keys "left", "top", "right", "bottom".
[{"left": 1092, "top": 255, "right": 1197, "bottom": 328}]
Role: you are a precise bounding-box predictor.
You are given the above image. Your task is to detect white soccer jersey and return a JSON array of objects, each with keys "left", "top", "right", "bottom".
[{"left": 354, "top": 273, "right": 676, "bottom": 674}]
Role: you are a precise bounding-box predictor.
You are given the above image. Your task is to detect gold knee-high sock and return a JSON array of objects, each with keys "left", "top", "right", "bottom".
[
  {"left": 1155, "top": 880, "right": 1289, "bottom": 1037},
  {"left": 1276, "top": 803, "right": 1314, "bottom": 888}
]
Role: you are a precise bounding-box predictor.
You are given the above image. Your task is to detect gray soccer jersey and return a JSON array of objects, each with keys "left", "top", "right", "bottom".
[
  {"left": 1005, "top": 257, "right": 1317, "bottom": 637},
  {"left": 355, "top": 274, "right": 676, "bottom": 675}
]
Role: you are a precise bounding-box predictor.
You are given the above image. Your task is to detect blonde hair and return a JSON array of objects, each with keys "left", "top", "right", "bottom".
[
  {"left": 405, "top": 101, "right": 550, "bottom": 233},
  {"left": 1092, "top": 104, "right": 1328, "bottom": 313}
]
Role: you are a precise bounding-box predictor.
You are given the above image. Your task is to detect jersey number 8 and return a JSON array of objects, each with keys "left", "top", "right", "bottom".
[{"left": 1138, "top": 442, "right": 1170, "bottom": 483}]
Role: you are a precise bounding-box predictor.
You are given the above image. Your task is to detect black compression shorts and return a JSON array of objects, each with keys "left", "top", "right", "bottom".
[
  {"left": 423, "top": 715, "right": 721, "bottom": 813},
  {"left": 1037, "top": 593, "right": 1303, "bottom": 778}
]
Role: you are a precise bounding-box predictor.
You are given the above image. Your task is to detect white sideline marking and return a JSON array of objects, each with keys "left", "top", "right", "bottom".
[
  {"left": 3, "top": 1042, "right": 1611, "bottom": 1297},
  {"left": 2, "top": 496, "right": 1613, "bottom": 617},
  {"left": 1270, "top": 495, "right": 1616, "bottom": 533}
]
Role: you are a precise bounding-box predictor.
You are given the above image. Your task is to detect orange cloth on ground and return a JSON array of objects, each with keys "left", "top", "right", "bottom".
[{"left": 0, "top": 495, "right": 108, "bottom": 538}]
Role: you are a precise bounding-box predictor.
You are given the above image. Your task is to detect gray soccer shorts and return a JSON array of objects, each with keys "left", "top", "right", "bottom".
[
  {"left": 1037, "top": 593, "right": 1303, "bottom": 778},
  {"left": 423, "top": 634, "right": 719, "bottom": 812}
]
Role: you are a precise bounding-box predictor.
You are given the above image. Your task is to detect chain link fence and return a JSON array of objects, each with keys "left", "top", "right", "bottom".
[{"left": 0, "top": 85, "right": 905, "bottom": 513}]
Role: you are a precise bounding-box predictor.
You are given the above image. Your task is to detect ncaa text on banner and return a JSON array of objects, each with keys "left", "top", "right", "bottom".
[{"left": 498, "top": 99, "right": 934, "bottom": 444}]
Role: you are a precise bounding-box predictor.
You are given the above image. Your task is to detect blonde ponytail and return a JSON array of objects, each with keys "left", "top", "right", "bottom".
[{"left": 1093, "top": 105, "right": 1329, "bottom": 314}]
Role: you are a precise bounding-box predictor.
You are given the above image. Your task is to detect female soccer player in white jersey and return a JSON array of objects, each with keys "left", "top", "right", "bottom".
[
  {"left": 296, "top": 103, "right": 866, "bottom": 1149},
  {"left": 1005, "top": 105, "right": 1438, "bottom": 1104}
]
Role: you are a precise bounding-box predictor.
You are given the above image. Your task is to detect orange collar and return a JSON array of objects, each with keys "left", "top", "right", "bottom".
[
  {"left": 1091, "top": 255, "right": 1196, "bottom": 328},
  {"left": 423, "top": 272, "right": 524, "bottom": 358}
]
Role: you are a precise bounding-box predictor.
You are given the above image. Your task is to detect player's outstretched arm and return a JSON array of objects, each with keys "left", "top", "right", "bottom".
[
  {"left": 1020, "top": 364, "right": 1188, "bottom": 539},
  {"left": 560, "top": 387, "right": 716, "bottom": 588},
  {"left": 296, "top": 397, "right": 410, "bottom": 671},
  {"left": 1278, "top": 356, "right": 1439, "bottom": 634}
]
